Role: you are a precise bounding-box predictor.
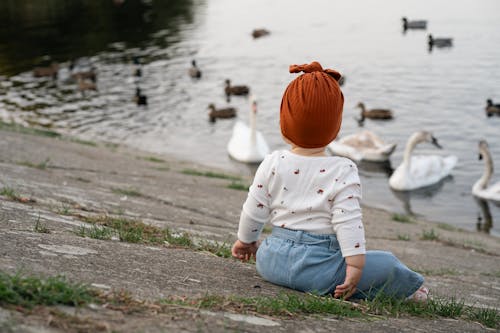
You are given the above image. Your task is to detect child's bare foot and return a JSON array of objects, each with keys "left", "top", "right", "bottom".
[{"left": 408, "top": 286, "right": 429, "bottom": 302}]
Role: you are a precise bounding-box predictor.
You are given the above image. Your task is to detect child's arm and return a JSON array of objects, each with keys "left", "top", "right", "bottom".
[
  {"left": 334, "top": 254, "right": 365, "bottom": 299},
  {"left": 232, "top": 155, "right": 273, "bottom": 262},
  {"left": 330, "top": 163, "right": 366, "bottom": 299}
]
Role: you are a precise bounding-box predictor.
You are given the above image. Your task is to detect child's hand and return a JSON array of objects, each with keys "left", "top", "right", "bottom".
[
  {"left": 334, "top": 254, "right": 365, "bottom": 300},
  {"left": 334, "top": 265, "right": 363, "bottom": 299},
  {"left": 231, "top": 239, "right": 259, "bottom": 262}
]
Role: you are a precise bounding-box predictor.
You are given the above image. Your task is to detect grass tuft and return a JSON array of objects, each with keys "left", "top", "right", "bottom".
[
  {"left": 111, "top": 187, "right": 143, "bottom": 197},
  {"left": 391, "top": 213, "right": 413, "bottom": 223},
  {"left": 397, "top": 234, "right": 410, "bottom": 241},
  {"left": 197, "top": 240, "right": 232, "bottom": 258},
  {"left": 33, "top": 215, "right": 50, "bottom": 234},
  {"left": 70, "top": 138, "right": 97, "bottom": 147},
  {"left": 17, "top": 158, "right": 50, "bottom": 170},
  {"left": 0, "top": 120, "right": 60, "bottom": 138},
  {"left": 142, "top": 156, "right": 166, "bottom": 163},
  {"left": 0, "top": 272, "right": 96, "bottom": 308},
  {"left": 421, "top": 229, "right": 439, "bottom": 241},
  {"left": 226, "top": 182, "right": 249, "bottom": 191},
  {"left": 181, "top": 168, "right": 241, "bottom": 181},
  {"left": 467, "top": 307, "right": 500, "bottom": 329},
  {"left": 0, "top": 186, "right": 34, "bottom": 203}
]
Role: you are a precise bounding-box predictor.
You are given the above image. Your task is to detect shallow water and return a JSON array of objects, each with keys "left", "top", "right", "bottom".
[{"left": 1, "top": 0, "right": 500, "bottom": 235}]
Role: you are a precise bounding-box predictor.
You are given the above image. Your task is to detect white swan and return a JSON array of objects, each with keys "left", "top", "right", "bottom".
[
  {"left": 328, "top": 130, "right": 396, "bottom": 162},
  {"left": 227, "top": 97, "right": 270, "bottom": 163},
  {"left": 472, "top": 140, "right": 500, "bottom": 202},
  {"left": 389, "top": 131, "right": 457, "bottom": 191}
]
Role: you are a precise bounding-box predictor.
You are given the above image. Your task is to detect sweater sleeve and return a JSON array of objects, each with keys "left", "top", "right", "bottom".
[
  {"left": 236, "top": 154, "right": 272, "bottom": 242},
  {"left": 331, "top": 163, "right": 366, "bottom": 257}
]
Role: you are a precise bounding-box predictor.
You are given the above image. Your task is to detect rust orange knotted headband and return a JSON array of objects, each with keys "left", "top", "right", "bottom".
[{"left": 280, "top": 61, "right": 344, "bottom": 148}]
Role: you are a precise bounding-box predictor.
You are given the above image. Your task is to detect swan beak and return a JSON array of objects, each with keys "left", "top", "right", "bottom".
[
  {"left": 431, "top": 136, "right": 442, "bottom": 149},
  {"left": 479, "top": 153, "right": 483, "bottom": 160}
]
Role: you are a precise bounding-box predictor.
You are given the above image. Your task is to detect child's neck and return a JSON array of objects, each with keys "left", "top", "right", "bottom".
[{"left": 290, "top": 145, "right": 327, "bottom": 157}]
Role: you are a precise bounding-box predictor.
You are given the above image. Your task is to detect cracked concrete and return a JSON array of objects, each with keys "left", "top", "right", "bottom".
[{"left": 0, "top": 128, "right": 499, "bottom": 332}]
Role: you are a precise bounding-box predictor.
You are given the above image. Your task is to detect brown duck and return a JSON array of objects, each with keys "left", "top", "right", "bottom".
[
  {"left": 486, "top": 99, "right": 500, "bottom": 117},
  {"left": 225, "top": 79, "right": 249, "bottom": 97},
  {"left": 356, "top": 102, "right": 393, "bottom": 125},
  {"left": 33, "top": 63, "right": 59, "bottom": 79},
  {"left": 252, "top": 29, "right": 270, "bottom": 39},
  {"left": 208, "top": 104, "right": 237, "bottom": 123}
]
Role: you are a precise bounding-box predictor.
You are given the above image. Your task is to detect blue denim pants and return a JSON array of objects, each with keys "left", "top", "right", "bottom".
[{"left": 256, "top": 227, "right": 424, "bottom": 299}]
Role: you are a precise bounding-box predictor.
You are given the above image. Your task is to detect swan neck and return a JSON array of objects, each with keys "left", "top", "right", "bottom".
[
  {"left": 476, "top": 149, "right": 494, "bottom": 190},
  {"left": 250, "top": 110, "right": 256, "bottom": 145},
  {"left": 402, "top": 134, "right": 420, "bottom": 170}
]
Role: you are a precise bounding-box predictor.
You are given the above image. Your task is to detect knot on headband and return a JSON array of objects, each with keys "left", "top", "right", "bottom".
[
  {"left": 289, "top": 61, "right": 342, "bottom": 82},
  {"left": 280, "top": 61, "right": 344, "bottom": 148}
]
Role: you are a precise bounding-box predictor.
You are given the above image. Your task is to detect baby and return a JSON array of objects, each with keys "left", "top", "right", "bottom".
[{"left": 231, "top": 61, "right": 428, "bottom": 301}]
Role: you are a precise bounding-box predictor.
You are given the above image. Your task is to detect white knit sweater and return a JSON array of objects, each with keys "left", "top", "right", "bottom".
[{"left": 237, "top": 150, "right": 366, "bottom": 257}]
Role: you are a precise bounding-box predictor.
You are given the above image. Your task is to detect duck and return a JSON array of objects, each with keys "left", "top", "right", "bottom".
[
  {"left": 428, "top": 34, "right": 453, "bottom": 48},
  {"left": 134, "top": 88, "right": 148, "bottom": 106},
  {"left": 33, "top": 62, "right": 59, "bottom": 79},
  {"left": 252, "top": 29, "right": 270, "bottom": 39},
  {"left": 389, "top": 131, "right": 458, "bottom": 191},
  {"left": 208, "top": 104, "right": 237, "bottom": 123},
  {"left": 328, "top": 130, "right": 396, "bottom": 162},
  {"left": 227, "top": 96, "right": 270, "bottom": 163},
  {"left": 225, "top": 79, "right": 250, "bottom": 98},
  {"left": 472, "top": 140, "right": 500, "bottom": 202},
  {"left": 69, "top": 61, "right": 97, "bottom": 82},
  {"left": 402, "top": 17, "right": 427, "bottom": 30},
  {"left": 77, "top": 78, "right": 97, "bottom": 92},
  {"left": 189, "top": 60, "right": 202, "bottom": 79},
  {"left": 356, "top": 102, "right": 393, "bottom": 125},
  {"left": 486, "top": 99, "right": 500, "bottom": 117}
]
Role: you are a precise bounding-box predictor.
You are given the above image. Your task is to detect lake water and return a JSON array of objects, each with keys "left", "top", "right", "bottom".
[{"left": 1, "top": 0, "right": 500, "bottom": 235}]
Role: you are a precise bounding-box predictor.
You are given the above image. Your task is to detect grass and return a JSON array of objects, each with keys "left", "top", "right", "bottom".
[
  {"left": 77, "top": 215, "right": 192, "bottom": 246},
  {"left": 0, "top": 187, "right": 19, "bottom": 200},
  {"left": 397, "top": 234, "right": 410, "bottom": 241},
  {"left": 33, "top": 215, "right": 50, "bottom": 234},
  {"left": 480, "top": 271, "right": 500, "bottom": 278},
  {"left": 181, "top": 168, "right": 242, "bottom": 181},
  {"left": 436, "top": 223, "right": 457, "bottom": 231},
  {"left": 0, "top": 120, "right": 60, "bottom": 138},
  {"left": 391, "top": 213, "right": 413, "bottom": 223},
  {"left": 0, "top": 186, "right": 33, "bottom": 203},
  {"left": 162, "top": 292, "right": 499, "bottom": 328},
  {"left": 57, "top": 204, "right": 71, "bottom": 216},
  {"left": 70, "top": 138, "right": 97, "bottom": 147},
  {"left": 197, "top": 240, "right": 232, "bottom": 258},
  {"left": 414, "top": 268, "right": 459, "bottom": 276},
  {"left": 142, "top": 156, "right": 166, "bottom": 163},
  {"left": 0, "top": 272, "right": 96, "bottom": 308},
  {"left": 76, "top": 224, "right": 113, "bottom": 240},
  {"left": 226, "top": 182, "right": 249, "bottom": 191},
  {"left": 17, "top": 158, "right": 50, "bottom": 170},
  {"left": 74, "top": 215, "right": 238, "bottom": 259},
  {"left": 421, "top": 229, "right": 439, "bottom": 241},
  {"left": 163, "top": 293, "right": 361, "bottom": 318},
  {"left": 111, "top": 187, "right": 143, "bottom": 197},
  {"left": 154, "top": 166, "right": 170, "bottom": 171},
  {"left": 74, "top": 177, "right": 91, "bottom": 183}
]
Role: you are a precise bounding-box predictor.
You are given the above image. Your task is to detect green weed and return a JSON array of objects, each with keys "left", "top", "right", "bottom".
[
  {"left": 397, "top": 234, "right": 410, "bottom": 241},
  {"left": 391, "top": 214, "right": 413, "bottom": 223},
  {"left": 181, "top": 168, "right": 241, "bottom": 181},
  {"left": 421, "top": 229, "right": 439, "bottom": 241},
  {"left": 226, "top": 182, "right": 249, "bottom": 191},
  {"left": 111, "top": 187, "right": 143, "bottom": 197},
  {"left": 17, "top": 158, "right": 50, "bottom": 170},
  {"left": 0, "top": 272, "right": 96, "bottom": 308},
  {"left": 33, "top": 215, "right": 50, "bottom": 234}
]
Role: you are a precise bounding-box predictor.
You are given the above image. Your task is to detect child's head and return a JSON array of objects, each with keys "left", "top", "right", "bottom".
[{"left": 280, "top": 61, "right": 344, "bottom": 149}]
